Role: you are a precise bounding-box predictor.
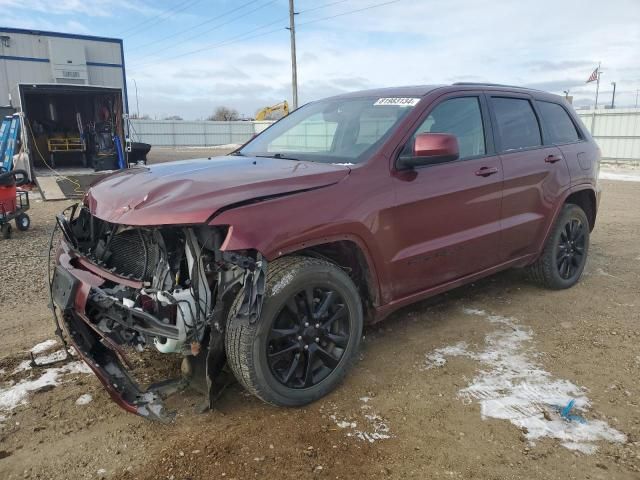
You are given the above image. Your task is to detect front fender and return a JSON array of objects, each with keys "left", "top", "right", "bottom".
[{"left": 211, "top": 199, "right": 387, "bottom": 305}]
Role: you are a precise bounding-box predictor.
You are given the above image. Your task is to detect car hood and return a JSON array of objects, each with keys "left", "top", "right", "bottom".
[{"left": 85, "top": 156, "right": 350, "bottom": 225}]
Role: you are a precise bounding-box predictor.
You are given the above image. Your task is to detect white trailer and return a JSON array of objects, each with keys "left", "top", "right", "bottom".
[{"left": 0, "top": 27, "right": 130, "bottom": 199}]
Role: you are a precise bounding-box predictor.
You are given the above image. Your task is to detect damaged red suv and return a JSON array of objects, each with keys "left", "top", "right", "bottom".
[{"left": 51, "top": 84, "right": 601, "bottom": 421}]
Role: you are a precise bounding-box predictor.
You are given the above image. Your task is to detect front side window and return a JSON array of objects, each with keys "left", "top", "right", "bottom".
[
  {"left": 537, "top": 101, "right": 581, "bottom": 144},
  {"left": 240, "top": 96, "right": 419, "bottom": 164},
  {"left": 492, "top": 97, "right": 542, "bottom": 151},
  {"left": 405, "top": 97, "right": 486, "bottom": 160}
]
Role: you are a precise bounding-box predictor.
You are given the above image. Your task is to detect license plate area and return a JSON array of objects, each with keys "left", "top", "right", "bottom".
[{"left": 52, "top": 266, "right": 79, "bottom": 310}]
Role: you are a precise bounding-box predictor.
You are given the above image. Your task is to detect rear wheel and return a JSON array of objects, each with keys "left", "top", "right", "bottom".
[
  {"left": 528, "top": 204, "right": 589, "bottom": 289},
  {"left": 15, "top": 213, "right": 30, "bottom": 231},
  {"left": 225, "top": 256, "right": 363, "bottom": 406}
]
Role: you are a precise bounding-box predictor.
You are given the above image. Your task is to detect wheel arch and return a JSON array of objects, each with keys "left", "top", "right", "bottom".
[
  {"left": 537, "top": 184, "right": 598, "bottom": 259},
  {"left": 281, "top": 238, "right": 381, "bottom": 323},
  {"left": 564, "top": 188, "right": 597, "bottom": 231}
]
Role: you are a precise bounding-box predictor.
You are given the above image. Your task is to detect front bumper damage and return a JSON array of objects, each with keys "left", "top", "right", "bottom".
[{"left": 50, "top": 206, "right": 266, "bottom": 422}]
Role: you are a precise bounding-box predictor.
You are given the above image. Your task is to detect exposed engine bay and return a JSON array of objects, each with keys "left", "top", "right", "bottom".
[{"left": 51, "top": 204, "right": 266, "bottom": 421}]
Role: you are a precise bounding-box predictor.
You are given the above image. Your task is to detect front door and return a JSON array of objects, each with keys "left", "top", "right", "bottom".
[{"left": 388, "top": 93, "right": 504, "bottom": 299}]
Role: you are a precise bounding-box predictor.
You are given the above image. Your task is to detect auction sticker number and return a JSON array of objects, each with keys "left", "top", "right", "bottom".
[{"left": 374, "top": 98, "right": 420, "bottom": 107}]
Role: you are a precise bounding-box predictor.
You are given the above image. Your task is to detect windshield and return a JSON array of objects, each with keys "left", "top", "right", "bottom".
[{"left": 239, "top": 96, "right": 421, "bottom": 164}]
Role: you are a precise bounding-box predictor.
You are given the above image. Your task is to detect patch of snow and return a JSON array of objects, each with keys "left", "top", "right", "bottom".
[
  {"left": 562, "top": 442, "right": 598, "bottom": 455},
  {"left": 76, "top": 393, "right": 93, "bottom": 405},
  {"left": 30, "top": 339, "right": 57, "bottom": 355},
  {"left": 13, "top": 349, "right": 69, "bottom": 374},
  {"left": 330, "top": 416, "right": 356, "bottom": 429},
  {"left": 599, "top": 170, "right": 640, "bottom": 182},
  {"left": 421, "top": 308, "right": 626, "bottom": 454},
  {"left": 329, "top": 397, "right": 392, "bottom": 443},
  {"left": 0, "top": 361, "right": 92, "bottom": 412},
  {"left": 424, "top": 342, "right": 469, "bottom": 369}
]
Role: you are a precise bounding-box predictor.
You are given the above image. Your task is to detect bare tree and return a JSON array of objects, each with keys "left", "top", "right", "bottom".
[{"left": 207, "top": 106, "right": 240, "bottom": 121}]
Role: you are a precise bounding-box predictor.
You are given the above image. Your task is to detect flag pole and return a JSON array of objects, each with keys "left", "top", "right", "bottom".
[{"left": 594, "top": 62, "right": 601, "bottom": 109}]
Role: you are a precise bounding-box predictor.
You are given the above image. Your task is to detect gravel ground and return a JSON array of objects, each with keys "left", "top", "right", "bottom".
[{"left": 0, "top": 174, "right": 639, "bottom": 479}]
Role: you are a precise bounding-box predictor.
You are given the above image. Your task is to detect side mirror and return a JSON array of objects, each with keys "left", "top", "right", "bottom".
[{"left": 397, "top": 133, "right": 459, "bottom": 170}]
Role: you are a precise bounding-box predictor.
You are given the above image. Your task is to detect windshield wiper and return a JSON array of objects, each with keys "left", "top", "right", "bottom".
[{"left": 255, "top": 153, "right": 301, "bottom": 161}]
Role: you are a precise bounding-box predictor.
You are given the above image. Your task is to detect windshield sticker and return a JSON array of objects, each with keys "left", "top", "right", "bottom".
[{"left": 374, "top": 97, "right": 420, "bottom": 107}]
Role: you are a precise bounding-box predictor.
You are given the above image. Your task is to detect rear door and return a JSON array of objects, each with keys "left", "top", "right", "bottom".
[
  {"left": 487, "top": 93, "right": 571, "bottom": 261},
  {"left": 535, "top": 100, "right": 591, "bottom": 184},
  {"left": 388, "top": 92, "right": 504, "bottom": 298}
]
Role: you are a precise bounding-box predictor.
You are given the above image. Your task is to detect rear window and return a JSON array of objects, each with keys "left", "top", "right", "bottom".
[
  {"left": 492, "top": 97, "right": 542, "bottom": 151},
  {"left": 537, "top": 101, "right": 581, "bottom": 144}
]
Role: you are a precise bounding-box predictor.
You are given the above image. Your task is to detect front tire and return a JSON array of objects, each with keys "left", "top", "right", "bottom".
[
  {"left": 528, "top": 203, "right": 590, "bottom": 289},
  {"left": 225, "top": 256, "right": 363, "bottom": 407}
]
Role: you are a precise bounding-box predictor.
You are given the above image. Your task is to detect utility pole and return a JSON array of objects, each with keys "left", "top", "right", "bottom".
[
  {"left": 594, "top": 62, "right": 601, "bottom": 109},
  {"left": 288, "top": 0, "right": 299, "bottom": 109},
  {"left": 133, "top": 78, "right": 140, "bottom": 118},
  {"left": 610, "top": 82, "right": 616, "bottom": 109}
]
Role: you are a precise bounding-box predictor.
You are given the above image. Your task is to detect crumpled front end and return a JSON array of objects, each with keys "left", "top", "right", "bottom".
[{"left": 51, "top": 204, "right": 266, "bottom": 422}]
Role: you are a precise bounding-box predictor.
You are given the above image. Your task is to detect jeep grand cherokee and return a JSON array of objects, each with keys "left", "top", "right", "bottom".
[{"left": 50, "top": 84, "right": 600, "bottom": 421}]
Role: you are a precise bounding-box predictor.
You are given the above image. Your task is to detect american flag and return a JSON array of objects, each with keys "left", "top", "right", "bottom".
[{"left": 586, "top": 67, "right": 599, "bottom": 83}]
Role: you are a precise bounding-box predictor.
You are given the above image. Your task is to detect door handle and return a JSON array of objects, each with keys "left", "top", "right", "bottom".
[
  {"left": 475, "top": 166, "right": 499, "bottom": 177},
  {"left": 545, "top": 154, "right": 563, "bottom": 164}
]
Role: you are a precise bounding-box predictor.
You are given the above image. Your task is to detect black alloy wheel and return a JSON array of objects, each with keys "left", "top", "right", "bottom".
[
  {"left": 556, "top": 218, "right": 586, "bottom": 280},
  {"left": 528, "top": 203, "right": 590, "bottom": 290},
  {"left": 267, "top": 286, "right": 350, "bottom": 389},
  {"left": 225, "top": 256, "right": 363, "bottom": 407}
]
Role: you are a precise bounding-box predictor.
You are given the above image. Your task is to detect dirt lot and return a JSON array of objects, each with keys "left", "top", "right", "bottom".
[{"left": 1, "top": 175, "right": 639, "bottom": 480}]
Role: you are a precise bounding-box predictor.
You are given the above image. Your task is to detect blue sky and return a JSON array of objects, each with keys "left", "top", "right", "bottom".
[{"left": 2, "top": 0, "right": 639, "bottom": 119}]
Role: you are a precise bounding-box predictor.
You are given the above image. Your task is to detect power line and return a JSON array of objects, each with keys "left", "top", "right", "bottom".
[
  {"left": 132, "top": 0, "right": 402, "bottom": 70},
  {"left": 132, "top": 0, "right": 279, "bottom": 59},
  {"left": 297, "top": 0, "right": 404, "bottom": 27},
  {"left": 124, "top": 0, "right": 206, "bottom": 39},
  {"left": 117, "top": 0, "right": 197, "bottom": 35},
  {"left": 298, "top": 0, "right": 350, "bottom": 15},
  {"left": 133, "top": 18, "right": 286, "bottom": 69},
  {"left": 131, "top": 0, "right": 349, "bottom": 65},
  {"left": 127, "top": 0, "right": 263, "bottom": 52}
]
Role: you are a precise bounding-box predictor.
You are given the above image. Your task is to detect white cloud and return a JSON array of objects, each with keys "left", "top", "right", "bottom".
[
  {"left": 123, "top": 0, "right": 640, "bottom": 118},
  {"left": 0, "top": 0, "right": 153, "bottom": 17}
]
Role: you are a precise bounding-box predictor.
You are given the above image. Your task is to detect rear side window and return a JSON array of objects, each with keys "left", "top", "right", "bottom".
[
  {"left": 537, "top": 101, "right": 581, "bottom": 144},
  {"left": 492, "top": 97, "right": 542, "bottom": 151}
]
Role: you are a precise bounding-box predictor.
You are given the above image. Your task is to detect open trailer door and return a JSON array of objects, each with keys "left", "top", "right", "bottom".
[{"left": 19, "top": 84, "right": 126, "bottom": 200}]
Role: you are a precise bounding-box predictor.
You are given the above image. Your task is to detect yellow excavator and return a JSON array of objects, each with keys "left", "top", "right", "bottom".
[{"left": 255, "top": 101, "right": 289, "bottom": 121}]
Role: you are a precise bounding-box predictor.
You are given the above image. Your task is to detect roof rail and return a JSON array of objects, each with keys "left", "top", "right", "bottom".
[
  {"left": 452, "top": 82, "right": 525, "bottom": 88},
  {"left": 452, "top": 82, "right": 549, "bottom": 93}
]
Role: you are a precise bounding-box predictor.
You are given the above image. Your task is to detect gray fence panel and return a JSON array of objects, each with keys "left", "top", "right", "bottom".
[
  {"left": 129, "top": 120, "right": 273, "bottom": 147},
  {"left": 131, "top": 113, "right": 640, "bottom": 163},
  {"left": 576, "top": 109, "right": 640, "bottom": 163}
]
